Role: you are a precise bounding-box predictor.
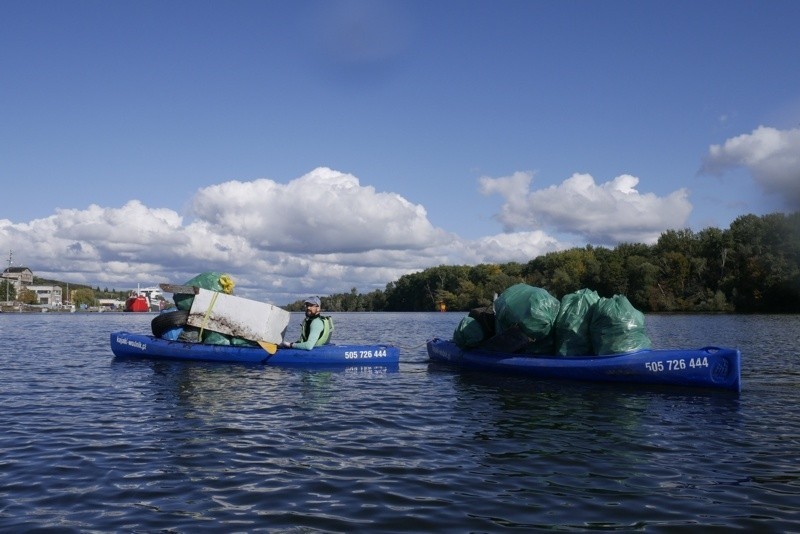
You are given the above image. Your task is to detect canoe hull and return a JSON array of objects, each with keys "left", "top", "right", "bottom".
[
  {"left": 111, "top": 331, "right": 399, "bottom": 367},
  {"left": 427, "top": 338, "right": 741, "bottom": 392}
]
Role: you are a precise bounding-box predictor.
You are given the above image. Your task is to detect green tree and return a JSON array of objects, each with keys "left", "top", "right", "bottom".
[
  {"left": 625, "top": 255, "right": 659, "bottom": 310},
  {"left": 73, "top": 288, "right": 97, "bottom": 308},
  {"left": 593, "top": 246, "right": 627, "bottom": 296},
  {"left": 2, "top": 280, "right": 16, "bottom": 302},
  {"left": 286, "top": 210, "right": 800, "bottom": 313},
  {"left": 696, "top": 226, "right": 732, "bottom": 291},
  {"left": 18, "top": 288, "right": 37, "bottom": 304}
]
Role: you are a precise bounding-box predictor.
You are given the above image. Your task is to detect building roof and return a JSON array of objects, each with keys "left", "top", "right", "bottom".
[{"left": 3, "top": 266, "right": 32, "bottom": 274}]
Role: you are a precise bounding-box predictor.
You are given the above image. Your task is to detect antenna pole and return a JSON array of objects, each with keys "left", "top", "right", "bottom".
[{"left": 5, "top": 251, "right": 12, "bottom": 302}]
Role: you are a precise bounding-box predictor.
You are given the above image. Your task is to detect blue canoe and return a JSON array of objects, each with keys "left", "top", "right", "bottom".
[
  {"left": 111, "top": 331, "right": 400, "bottom": 367},
  {"left": 427, "top": 338, "right": 741, "bottom": 392}
]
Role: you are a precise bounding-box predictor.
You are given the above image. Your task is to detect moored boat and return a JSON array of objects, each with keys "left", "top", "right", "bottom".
[
  {"left": 427, "top": 338, "right": 741, "bottom": 392},
  {"left": 124, "top": 286, "right": 164, "bottom": 312},
  {"left": 123, "top": 293, "right": 149, "bottom": 312},
  {"left": 111, "top": 331, "right": 400, "bottom": 367}
]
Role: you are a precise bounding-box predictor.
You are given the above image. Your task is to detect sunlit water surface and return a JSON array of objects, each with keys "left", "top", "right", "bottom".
[{"left": 1, "top": 311, "right": 798, "bottom": 532}]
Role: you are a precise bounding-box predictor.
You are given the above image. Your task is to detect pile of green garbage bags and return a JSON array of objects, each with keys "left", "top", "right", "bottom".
[{"left": 453, "top": 283, "right": 652, "bottom": 356}]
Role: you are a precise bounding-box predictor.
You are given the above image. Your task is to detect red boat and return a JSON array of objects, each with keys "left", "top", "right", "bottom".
[
  {"left": 124, "top": 293, "right": 149, "bottom": 312},
  {"left": 123, "top": 286, "right": 164, "bottom": 312}
]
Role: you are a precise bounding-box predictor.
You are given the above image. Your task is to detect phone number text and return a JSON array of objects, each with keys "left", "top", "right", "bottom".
[
  {"left": 645, "top": 357, "right": 709, "bottom": 373},
  {"left": 344, "top": 349, "right": 389, "bottom": 360}
]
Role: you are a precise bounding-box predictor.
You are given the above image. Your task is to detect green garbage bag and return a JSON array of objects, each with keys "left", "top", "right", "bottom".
[
  {"left": 201, "top": 330, "right": 232, "bottom": 345},
  {"left": 177, "top": 326, "right": 232, "bottom": 345},
  {"left": 493, "top": 283, "right": 560, "bottom": 354},
  {"left": 453, "top": 316, "right": 487, "bottom": 349},
  {"left": 174, "top": 271, "right": 234, "bottom": 311},
  {"left": 589, "top": 295, "right": 652, "bottom": 355},
  {"left": 555, "top": 288, "right": 600, "bottom": 356},
  {"left": 468, "top": 306, "right": 496, "bottom": 339}
]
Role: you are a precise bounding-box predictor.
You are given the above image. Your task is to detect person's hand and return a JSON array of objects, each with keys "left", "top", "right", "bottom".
[{"left": 279, "top": 341, "right": 293, "bottom": 348}]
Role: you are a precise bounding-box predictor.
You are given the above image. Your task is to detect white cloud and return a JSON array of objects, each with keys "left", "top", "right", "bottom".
[
  {"left": 0, "top": 168, "right": 565, "bottom": 304},
  {"left": 190, "top": 167, "right": 448, "bottom": 253},
  {"left": 0, "top": 165, "right": 697, "bottom": 304},
  {"left": 480, "top": 171, "right": 692, "bottom": 245},
  {"left": 461, "top": 231, "right": 563, "bottom": 264},
  {"left": 701, "top": 125, "right": 800, "bottom": 209}
]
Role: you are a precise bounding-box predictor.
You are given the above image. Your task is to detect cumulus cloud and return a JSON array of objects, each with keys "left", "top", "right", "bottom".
[
  {"left": 480, "top": 171, "right": 692, "bottom": 245},
  {"left": 190, "top": 167, "right": 447, "bottom": 253},
  {"left": 465, "top": 231, "right": 563, "bottom": 263},
  {"left": 0, "top": 168, "right": 564, "bottom": 304},
  {"left": 0, "top": 165, "right": 704, "bottom": 303},
  {"left": 701, "top": 125, "right": 800, "bottom": 210}
]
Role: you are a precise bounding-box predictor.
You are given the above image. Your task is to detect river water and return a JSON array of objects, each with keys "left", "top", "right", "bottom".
[{"left": 0, "top": 311, "right": 798, "bottom": 532}]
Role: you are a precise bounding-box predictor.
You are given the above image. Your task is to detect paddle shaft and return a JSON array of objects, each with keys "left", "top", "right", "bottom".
[{"left": 159, "top": 283, "right": 199, "bottom": 294}]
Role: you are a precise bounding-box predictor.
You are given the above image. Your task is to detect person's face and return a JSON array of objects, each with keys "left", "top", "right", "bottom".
[{"left": 305, "top": 303, "right": 319, "bottom": 316}]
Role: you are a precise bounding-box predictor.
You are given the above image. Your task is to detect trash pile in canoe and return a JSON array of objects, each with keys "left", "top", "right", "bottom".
[
  {"left": 428, "top": 284, "right": 741, "bottom": 392},
  {"left": 110, "top": 272, "right": 399, "bottom": 367}
]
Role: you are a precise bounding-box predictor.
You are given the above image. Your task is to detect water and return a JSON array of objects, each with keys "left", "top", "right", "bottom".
[{"left": 1, "top": 311, "right": 798, "bottom": 532}]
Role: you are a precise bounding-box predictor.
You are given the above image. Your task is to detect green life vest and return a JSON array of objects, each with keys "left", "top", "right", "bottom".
[{"left": 300, "top": 315, "right": 333, "bottom": 346}]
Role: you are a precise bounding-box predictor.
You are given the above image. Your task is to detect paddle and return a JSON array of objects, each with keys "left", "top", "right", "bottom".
[{"left": 257, "top": 341, "right": 279, "bottom": 354}]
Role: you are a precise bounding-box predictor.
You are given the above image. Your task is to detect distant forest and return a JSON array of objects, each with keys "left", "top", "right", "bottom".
[{"left": 287, "top": 212, "right": 800, "bottom": 314}]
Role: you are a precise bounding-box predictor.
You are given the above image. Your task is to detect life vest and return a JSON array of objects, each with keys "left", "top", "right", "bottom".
[{"left": 300, "top": 315, "right": 333, "bottom": 346}]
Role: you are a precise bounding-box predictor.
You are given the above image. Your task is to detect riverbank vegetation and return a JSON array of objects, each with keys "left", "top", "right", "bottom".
[
  {"left": 18, "top": 211, "right": 799, "bottom": 314},
  {"left": 290, "top": 212, "right": 800, "bottom": 314}
]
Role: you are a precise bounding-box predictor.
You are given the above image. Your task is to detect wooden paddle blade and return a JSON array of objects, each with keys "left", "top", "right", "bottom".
[
  {"left": 257, "top": 341, "right": 278, "bottom": 354},
  {"left": 159, "top": 283, "right": 199, "bottom": 294}
]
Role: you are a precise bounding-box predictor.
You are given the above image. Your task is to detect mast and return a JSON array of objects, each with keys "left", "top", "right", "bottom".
[{"left": 5, "top": 250, "right": 11, "bottom": 302}]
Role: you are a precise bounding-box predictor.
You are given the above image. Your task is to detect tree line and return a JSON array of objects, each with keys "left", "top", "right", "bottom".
[
  {"left": 288, "top": 212, "right": 800, "bottom": 314},
  {"left": 19, "top": 211, "right": 799, "bottom": 313}
]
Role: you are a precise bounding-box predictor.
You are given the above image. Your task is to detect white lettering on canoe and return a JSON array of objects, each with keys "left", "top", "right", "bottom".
[
  {"left": 115, "top": 336, "right": 147, "bottom": 351},
  {"left": 344, "top": 349, "right": 389, "bottom": 360},
  {"left": 645, "top": 357, "right": 709, "bottom": 373}
]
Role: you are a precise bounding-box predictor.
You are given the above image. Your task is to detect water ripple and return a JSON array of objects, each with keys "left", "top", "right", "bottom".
[{"left": 1, "top": 312, "right": 799, "bottom": 531}]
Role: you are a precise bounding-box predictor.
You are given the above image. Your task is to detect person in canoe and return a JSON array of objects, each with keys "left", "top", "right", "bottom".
[{"left": 280, "top": 296, "right": 333, "bottom": 350}]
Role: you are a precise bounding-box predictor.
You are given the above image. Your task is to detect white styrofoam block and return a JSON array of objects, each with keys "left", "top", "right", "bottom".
[{"left": 187, "top": 289, "right": 290, "bottom": 343}]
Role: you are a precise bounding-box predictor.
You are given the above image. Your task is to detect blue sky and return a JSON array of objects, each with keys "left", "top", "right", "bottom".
[{"left": 2, "top": 0, "right": 799, "bottom": 304}]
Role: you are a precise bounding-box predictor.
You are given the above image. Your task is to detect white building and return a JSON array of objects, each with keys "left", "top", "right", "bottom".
[
  {"left": 26, "top": 285, "right": 63, "bottom": 307},
  {"left": 1, "top": 266, "right": 33, "bottom": 294}
]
